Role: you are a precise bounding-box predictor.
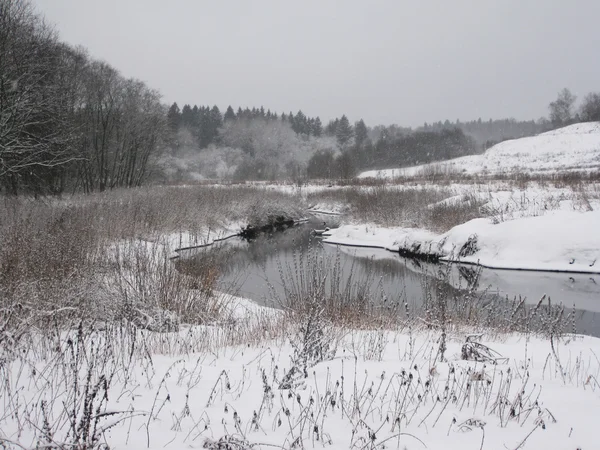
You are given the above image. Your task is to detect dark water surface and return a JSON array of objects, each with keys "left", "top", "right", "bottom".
[{"left": 178, "top": 217, "right": 600, "bottom": 337}]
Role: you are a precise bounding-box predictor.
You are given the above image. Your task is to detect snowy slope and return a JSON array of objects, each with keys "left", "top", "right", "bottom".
[
  {"left": 323, "top": 208, "right": 600, "bottom": 274},
  {"left": 359, "top": 122, "right": 600, "bottom": 178}
]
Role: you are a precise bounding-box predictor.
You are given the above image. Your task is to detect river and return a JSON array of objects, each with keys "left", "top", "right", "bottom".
[{"left": 176, "top": 217, "right": 600, "bottom": 336}]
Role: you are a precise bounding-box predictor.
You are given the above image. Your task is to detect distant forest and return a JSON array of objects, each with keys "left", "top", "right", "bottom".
[
  {"left": 2, "top": 0, "right": 600, "bottom": 193},
  {"left": 162, "top": 104, "right": 550, "bottom": 180}
]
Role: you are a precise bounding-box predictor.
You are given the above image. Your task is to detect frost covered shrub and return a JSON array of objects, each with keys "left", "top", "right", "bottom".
[
  {"left": 160, "top": 145, "right": 244, "bottom": 182},
  {"left": 279, "top": 300, "right": 336, "bottom": 390},
  {"left": 106, "top": 240, "right": 227, "bottom": 328},
  {"left": 427, "top": 195, "right": 486, "bottom": 233},
  {"left": 340, "top": 185, "right": 450, "bottom": 228},
  {"left": 0, "top": 185, "right": 309, "bottom": 331}
]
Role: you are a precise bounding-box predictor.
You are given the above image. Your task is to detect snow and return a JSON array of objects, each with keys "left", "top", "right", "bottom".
[
  {"left": 218, "top": 291, "right": 280, "bottom": 320},
  {"left": 5, "top": 325, "right": 600, "bottom": 449},
  {"left": 120, "top": 221, "right": 246, "bottom": 259},
  {"left": 324, "top": 208, "right": 600, "bottom": 275},
  {"left": 440, "top": 209, "right": 600, "bottom": 272},
  {"left": 359, "top": 122, "right": 600, "bottom": 179},
  {"left": 307, "top": 202, "right": 346, "bottom": 216},
  {"left": 336, "top": 129, "right": 600, "bottom": 276},
  {"left": 6, "top": 122, "right": 600, "bottom": 449}
]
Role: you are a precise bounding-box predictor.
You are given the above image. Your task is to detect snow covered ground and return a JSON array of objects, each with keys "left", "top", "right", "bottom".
[
  {"left": 324, "top": 124, "right": 600, "bottom": 276},
  {"left": 325, "top": 210, "right": 600, "bottom": 273},
  {"left": 6, "top": 127, "right": 600, "bottom": 449},
  {"left": 4, "top": 322, "right": 600, "bottom": 450},
  {"left": 324, "top": 207, "right": 600, "bottom": 274},
  {"left": 324, "top": 172, "right": 600, "bottom": 273},
  {"left": 359, "top": 122, "right": 600, "bottom": 179}
]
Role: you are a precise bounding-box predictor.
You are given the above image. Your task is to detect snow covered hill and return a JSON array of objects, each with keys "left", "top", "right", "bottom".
[{"left": 359, "top": 122, "right": 600, "bottom": 178}]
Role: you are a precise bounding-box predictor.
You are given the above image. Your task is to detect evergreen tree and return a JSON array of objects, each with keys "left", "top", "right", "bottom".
[
  {"left": 325, "top": 118, "right": 339, "bottom": 136},
  {"left": 354, "top": 119, "right": 368, "bottom": 147},
  {"left": 224, "top": 105, "right": 236, "bottom": 121},
  {"left": 335, "top": 115, "right": 354, "bottom": 148},
  {"left": 181, "top": 104, "right": 194, "bottom": 128},
  {"left": 208, "top": 105, "right": 223, "bottom": 145},
  {"left": 294, "top": 110, "right": 307, "bottom": 134},
  {"left": 312, "top": 117, "right": 323, "bottom": 137},
  {"left": 167, "top": 102, "right": 181, "bottom": 131}
]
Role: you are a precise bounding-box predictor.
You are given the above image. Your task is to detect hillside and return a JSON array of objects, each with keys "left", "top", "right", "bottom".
[{"left": 359, "top": 122, "right": 600, "bottom": 178}]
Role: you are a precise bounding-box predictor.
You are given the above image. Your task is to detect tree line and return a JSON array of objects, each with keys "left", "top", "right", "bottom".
[
  {"left": 2, "top": 0, "right": 600, "bottom": 192},
  {"left": 1, "top": 0, "right": 165, "bottom": 194},
  {"left": 547, "top": 88, "right": 600, "bottom": 128}
]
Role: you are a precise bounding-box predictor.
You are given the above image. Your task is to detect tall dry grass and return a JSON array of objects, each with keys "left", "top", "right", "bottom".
[{"left": 0, "top": 186, "right": 307, "bottom": 332}]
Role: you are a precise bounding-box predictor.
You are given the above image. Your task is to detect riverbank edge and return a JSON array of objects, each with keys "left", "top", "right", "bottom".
[
  {"left": 171, "top": 217, "right": 311, "bottom": 258},
  {"left": 322, "top": 211, "right": 600, "bottom": 275}
]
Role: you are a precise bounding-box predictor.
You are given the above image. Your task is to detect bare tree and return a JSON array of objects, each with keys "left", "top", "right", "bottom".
[
  {"left": 0, "top": 0, "right": 79, "bottom": 194},
  {"left": 548, "top": 88, "right": 577, "bottom": 128},
  {"left": 579, "top": 92, "right": 600, "bottom": 123},
  {"left": 75, "top": 62, "right": 166, "bottom": 192},
  {"left": 1, "top": 0, "right": 167, "bottom": 194}
]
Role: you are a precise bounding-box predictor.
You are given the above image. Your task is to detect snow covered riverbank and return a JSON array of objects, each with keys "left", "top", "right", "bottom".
[
  {"left": 331, "top": 123, "right": 600, "bottom": 275},
  {"left": 324, "top": 208, "right": 600, "bottom": 274}
]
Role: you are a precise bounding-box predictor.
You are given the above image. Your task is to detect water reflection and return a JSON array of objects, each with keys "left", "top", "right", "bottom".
[{"left": 177, "top": 218, "right": 599, "bottom": 336}]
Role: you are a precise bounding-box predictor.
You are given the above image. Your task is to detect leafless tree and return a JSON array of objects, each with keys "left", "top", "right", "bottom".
[
  {"left": 548, "top": 88, "right": 577, "bottom": 128},
  {"left": 579, "top": 92, "right": 600, "bottom": 123},
  {"left": 1, "top": 0, "right": 167, "bottom": 194},
  {"left": 0, "top": 0, "right": 80, "bottom": 194}
]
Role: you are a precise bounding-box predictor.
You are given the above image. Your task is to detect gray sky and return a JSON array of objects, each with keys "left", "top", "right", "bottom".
[{"left": 33, "top": 0, "right": 600, "bottom": 127}]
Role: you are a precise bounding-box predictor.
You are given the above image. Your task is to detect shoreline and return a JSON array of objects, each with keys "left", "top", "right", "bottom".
[{"left": 322, "top": 209, "right": 600, "bottom": 276}]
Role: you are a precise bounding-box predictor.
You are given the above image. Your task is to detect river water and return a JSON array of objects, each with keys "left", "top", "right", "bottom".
[{"left": 177, "top": 217, "right": 600, "bottom": 337}]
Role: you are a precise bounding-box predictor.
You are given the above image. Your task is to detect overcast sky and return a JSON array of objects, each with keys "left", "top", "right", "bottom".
[{"left": 33, "top": 0, "right": 600, "bottom": 127}]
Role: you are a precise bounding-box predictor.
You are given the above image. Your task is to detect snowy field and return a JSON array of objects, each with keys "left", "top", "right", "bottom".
[
  {"left": 3, "top": 314, "right": 600, "bottom": 450},
  {"left": 359, "top": 122, "right": 600, "bottom": 179},
  {"left": 3, "top": 125, "right": 600, "bottom": 449}
]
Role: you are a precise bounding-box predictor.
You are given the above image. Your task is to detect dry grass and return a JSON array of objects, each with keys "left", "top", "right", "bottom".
[
  {"left": 0, "top": 181, "right": 587, "bottom": 450},
  {"left": 0, "top": 186, "right": 307, "bottom": 332},
  {"left": 306, "top": 185, "right": 487, "bottom": 233},
  {"left": 356, "top": 168, "right": 600, "bottom": 189}
]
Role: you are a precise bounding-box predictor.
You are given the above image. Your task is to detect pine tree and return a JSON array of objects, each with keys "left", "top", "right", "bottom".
[
  {"left": 224, "top": 105, "right": 236, "bottom": 121},
  {"left": 325, "top": 119, "right": 339, "bottom": 136},
  {"left": 335, "top": 115, "right": 354, "bottom": 148},
  {"left": 354, "top": 119, "right": 368, "bottom": 147},
  {"left": 181, "top": 104, "right": 194, "bottom": 128},
  {"left": 312, "top": 117, "right": 323, "bottom": 137},
  {"left": 294, "top": 110, "right": 307, "bottom": 134},
  {"left": 167, "top": 102, "right": 181, "bottom": 131},
  {"left": 209, "top": 105, "right": 223, "bottom": 144}
]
